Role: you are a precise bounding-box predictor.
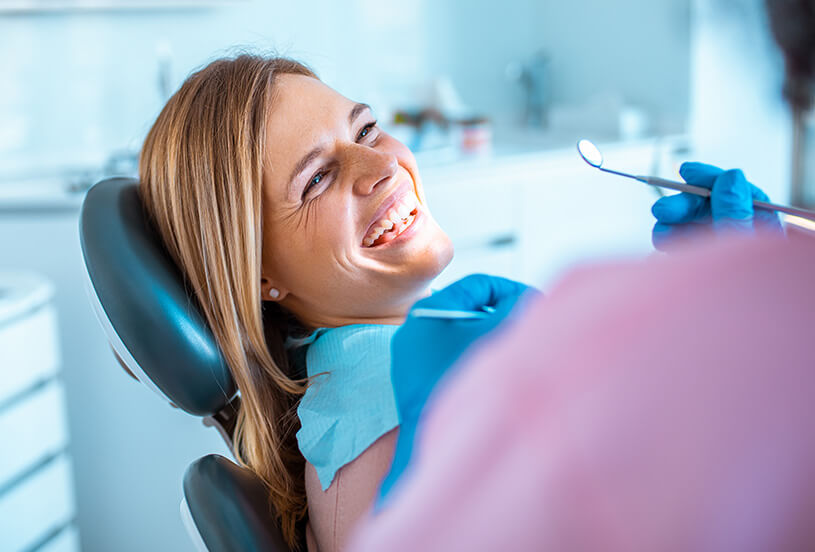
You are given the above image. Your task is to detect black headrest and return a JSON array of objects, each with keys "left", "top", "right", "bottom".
[{"left": 79, "top": 177, "right": 236, "bottom": 416}]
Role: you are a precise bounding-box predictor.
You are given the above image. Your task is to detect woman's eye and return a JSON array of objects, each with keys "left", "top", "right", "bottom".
[
  {"left": 357, "top": 121, "right": 377, "bottom": 141},
  {"left": 303, "top": 171, "right": 326, "bottom": 199}
]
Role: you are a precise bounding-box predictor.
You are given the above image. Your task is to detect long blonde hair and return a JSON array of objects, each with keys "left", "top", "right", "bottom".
[{"left": 139, "top": 54, "right": 316, "bottom": 548}]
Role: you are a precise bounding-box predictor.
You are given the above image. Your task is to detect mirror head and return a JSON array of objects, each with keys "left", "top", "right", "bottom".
[{"left": 577, "top": 139, "right": 603, "bottom": 168}]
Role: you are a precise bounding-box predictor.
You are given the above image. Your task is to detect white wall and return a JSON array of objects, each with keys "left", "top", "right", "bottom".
[
  {"left": 689, "top": 0, "right": 791, "bottom": 202},
  {"left": 0, "top": 0, "right": 429, "bottom": 174},
  {"left": 421, "top": 0, "right": 691, "bottom": 131},
  {"left": 0, "top": 0, "right": 692, "bottom": 178}
]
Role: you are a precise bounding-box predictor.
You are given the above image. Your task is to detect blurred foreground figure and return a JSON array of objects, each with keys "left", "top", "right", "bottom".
[{"left": 351, "top": 233, "right": 815, "bottom": 551}]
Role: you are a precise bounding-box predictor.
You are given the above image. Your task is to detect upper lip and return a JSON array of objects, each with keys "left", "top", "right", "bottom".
[{"left": 362, "top": 180, "right": 416, "bottom": 242}]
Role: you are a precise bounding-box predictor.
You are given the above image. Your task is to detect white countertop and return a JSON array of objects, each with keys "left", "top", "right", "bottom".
[
  {"left": 0, "top": 175, "right": 90, "bottom": 212},
  {"left": 0, "top": 271, "right": 54, "bottom": 324}
]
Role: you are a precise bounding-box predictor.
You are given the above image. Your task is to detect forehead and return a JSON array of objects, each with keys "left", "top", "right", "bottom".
[
  {"left": 264, "top": 74, "right": 354, "bottom": 197},
  {"left": 269, "top": 73, "right": 351, "bottom": 126}
]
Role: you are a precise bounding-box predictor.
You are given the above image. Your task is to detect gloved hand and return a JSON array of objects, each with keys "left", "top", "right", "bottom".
[
  {"left": 651, "top": 162, "right": 783, "bottom": 251},
  {"left": 377, "top": 274, "right": 538, "bottom": 506}
]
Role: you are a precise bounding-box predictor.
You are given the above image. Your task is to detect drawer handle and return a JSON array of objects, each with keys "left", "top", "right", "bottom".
[{"left": 487, "top": 234, "right": 517, "bottom": 248}]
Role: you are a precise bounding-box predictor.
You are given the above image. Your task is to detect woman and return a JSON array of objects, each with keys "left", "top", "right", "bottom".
[{"left": 139, "top": 55, "right": 454, "bottom": 550}]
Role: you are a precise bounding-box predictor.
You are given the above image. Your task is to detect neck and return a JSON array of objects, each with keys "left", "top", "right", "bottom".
[{"left": 289, "top": 287, "right": 432, "bottom": 330}]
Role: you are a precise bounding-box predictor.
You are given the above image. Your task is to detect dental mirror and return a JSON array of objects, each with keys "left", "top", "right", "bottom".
[
  {"left": 577, "top": 139, "right": 603, "bottom": 168},
  {"left": 576, "top": 138, "right": 815, "bottom": 223}
]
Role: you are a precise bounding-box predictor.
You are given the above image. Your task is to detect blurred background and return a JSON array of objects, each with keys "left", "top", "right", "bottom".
[{"left": 0, "top": 0, "right": 802, "bottom": 550}]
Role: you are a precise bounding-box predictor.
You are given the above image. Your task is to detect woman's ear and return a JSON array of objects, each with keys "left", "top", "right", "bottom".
[{"left": 261, "top": 277, "right": 289, "bottom": 302}]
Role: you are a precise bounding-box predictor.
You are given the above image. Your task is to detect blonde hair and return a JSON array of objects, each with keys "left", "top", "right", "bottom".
[{"left": 139, "top": 54, "right": 316, "bottom": 548}]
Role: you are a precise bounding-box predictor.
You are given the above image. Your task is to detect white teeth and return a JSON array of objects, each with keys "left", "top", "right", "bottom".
[
  {"left": 362, "top": 193, "right": 420, "bottom": 246},
  {"left": 396, "top": 203, "right": 411, "bottom": 219},
  {"left": 387, "top": 208, "right": 400, "bottom": 224}
]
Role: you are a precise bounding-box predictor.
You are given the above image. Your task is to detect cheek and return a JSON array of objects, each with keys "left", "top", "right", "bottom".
[
  {"left": 290, "top": 200, "right": 358, "bottom": 267},
  {"left": 382, "top": 135, "right": 425, "bottom": 201}
]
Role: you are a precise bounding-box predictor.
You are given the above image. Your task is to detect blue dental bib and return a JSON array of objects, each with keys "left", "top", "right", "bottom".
[{"left": 293, "top": 323, "right": 400, "bottom": 490}]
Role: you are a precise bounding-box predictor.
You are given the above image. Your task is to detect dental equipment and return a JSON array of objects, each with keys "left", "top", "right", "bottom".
[
  {"left": 576, "top": 139, "right": 815, "bottom": 222},
  {"left": 410, "top": 306, "right": 496, "bottom": 320}
]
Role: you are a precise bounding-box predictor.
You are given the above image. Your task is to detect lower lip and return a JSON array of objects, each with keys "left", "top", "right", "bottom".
[{"left": 368, "top": 208, "right": 423, "bottom": 249}]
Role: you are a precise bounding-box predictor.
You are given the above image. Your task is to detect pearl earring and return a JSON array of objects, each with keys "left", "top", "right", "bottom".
[{"left": 268, "top": 288, "right": 280, "bottom": 299}]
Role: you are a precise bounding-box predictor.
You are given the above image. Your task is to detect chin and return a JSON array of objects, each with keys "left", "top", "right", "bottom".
[
  {"left": 374, "top": 232, "right": 453, "bottom": 313},
  {"left": 417, "top": 231, "right": 455, "bottom": 281},
  {"left": 434, "top": 233, "right": 455, "bottom": 274}
]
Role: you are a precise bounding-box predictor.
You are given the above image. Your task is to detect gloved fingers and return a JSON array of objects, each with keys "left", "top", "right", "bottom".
[
  {"left": 652, "top": 220, "right": 710, "bottom": 252},
  {"left": 651, "top": 192, "right": 709, "bottom": 224},
  {"left": 488, "top": 285, "right": 539, "bottom": 321},
  {"left": 412, "top": 274, "right": 531, "bottom": 313},
  {"left": 750, "top": 184, "right": 770, "bottom": 202},
  {"left": 755, "top": 210, "right": 784, "bottom": 232},
  {"left": 679, "top": 161, "right": 725, "bottom": 189},
  {"left": 652, "top": 222, "right": 677, "bottom": 252},
  {"left": 747, "top": 184, "right": 784, "bottom": 232},
  {"left": 655, "top": 164, "right": 784, "bottom": 247},
  {"left": 711, "top": 169, "right": 754, "bottom": 231}
]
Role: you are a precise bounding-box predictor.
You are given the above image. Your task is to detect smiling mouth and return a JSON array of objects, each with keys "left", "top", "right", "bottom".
[{"left": 362, "top": 192, "right": 420, "bottom": 247}]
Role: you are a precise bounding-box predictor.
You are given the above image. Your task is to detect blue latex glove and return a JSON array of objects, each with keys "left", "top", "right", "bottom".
[
  {"left": 651, "top": 162, "right": 783, "bottom": 251},
  {"left": 377, "top": 274, "right": 537, "bottom": 506}
]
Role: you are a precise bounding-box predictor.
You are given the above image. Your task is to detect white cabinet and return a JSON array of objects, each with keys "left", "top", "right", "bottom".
[
  {"left": 0, "top": 382, "right": 70, "bottom": 490},
  {"left": 0, "top": 282, "right": 59, "bottom": 405},
  {"left": 517, "top": 142, "right": 660, "bottom": 287},
  {"left": 421, "top": 138, "right": 685, "bottom": 290},
  {"left": 423, "top": 158, "right": 522, "bottom": 288},
  {"left": 0, "top": 457, "right": 76, "bottom": 552},
  {"left": 0, "top": 273, "right": 78, "bottom": 552},
  {"left": 0, "top": 205, "right": 230, "bottom": 552}
]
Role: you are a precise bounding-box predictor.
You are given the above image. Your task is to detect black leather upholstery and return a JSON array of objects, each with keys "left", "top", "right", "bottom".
[
  {"left": 184, "top": 455, "right": 298, "bottom": 552},
  {"left": 79, "top": 177, "right": 236, "bottom": 416}
]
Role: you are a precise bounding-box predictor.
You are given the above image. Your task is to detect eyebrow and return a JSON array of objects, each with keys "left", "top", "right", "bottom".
[
  {"left": 289, "top": 146, "right": 323, "bottom": 190},
  {"left": 288, "top": 103, "right": 372, "bottom": 191},
  {"left": 348, "top": 102, "right": 371, "bottom": 124}
]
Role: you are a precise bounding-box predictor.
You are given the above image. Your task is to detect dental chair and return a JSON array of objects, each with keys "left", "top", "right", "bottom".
[{"left": 79, "top": 177, "right": 302, "bottom": 551}]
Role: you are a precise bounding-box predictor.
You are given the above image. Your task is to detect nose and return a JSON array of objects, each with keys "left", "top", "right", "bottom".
[{"left": 345, "top": 143, "right": 399, "bottom": 196}]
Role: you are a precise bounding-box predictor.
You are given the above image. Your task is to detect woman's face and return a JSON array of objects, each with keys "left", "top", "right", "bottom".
[{"left": 260, "top": 74, "right": 453, "bottom": 328}]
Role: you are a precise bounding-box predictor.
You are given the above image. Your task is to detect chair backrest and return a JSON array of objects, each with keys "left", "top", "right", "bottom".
[
  {"left": 79, "top": 177, "right": 236, "bottom": 418},
  {"left": 79, "top": 177, "right": 294, "bottom": 552}
]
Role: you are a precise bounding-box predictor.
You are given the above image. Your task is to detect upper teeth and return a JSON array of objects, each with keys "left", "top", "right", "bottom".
[{"left": 363, "top": 193, "right": 419, "bottom": 246}]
